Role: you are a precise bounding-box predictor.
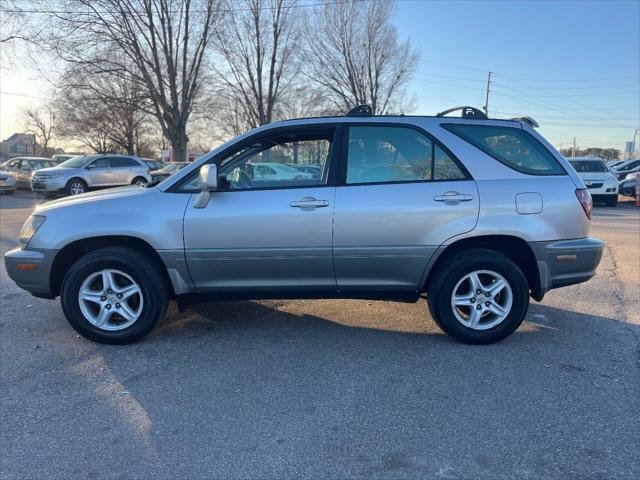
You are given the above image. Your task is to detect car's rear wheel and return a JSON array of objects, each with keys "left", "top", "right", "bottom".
[
  {"left": 66, "top": 178, "right": 87, "bottom": 196},
  {"left": 132, "top": 176, "right": 147, "bottom": 185},
  {"left": 427, "top": 248, "right": 529, "bottom": 344},
  {"left": 61, "top": 247, "right": 169, "bottom": 344}
]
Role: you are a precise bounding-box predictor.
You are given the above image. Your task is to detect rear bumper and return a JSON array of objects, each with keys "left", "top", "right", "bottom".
[
  {"left": 4, "top": 247, "right": 57, "bottom": 299},
  {"left": 530, "top": 238, "right": 603, "bottom": 300}
]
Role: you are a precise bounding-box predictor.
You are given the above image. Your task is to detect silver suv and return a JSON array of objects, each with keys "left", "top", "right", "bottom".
[
  {"left": 5, "top": 107, "right": 603, "bottom": 345},
  {"left": 31, "top": 154, "right": 152, "bottom": 196}
]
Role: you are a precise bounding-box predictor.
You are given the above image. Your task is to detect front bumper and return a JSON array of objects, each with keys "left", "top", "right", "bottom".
[
  {"left": 31, "top": 176, "right": 67, "bottom": 192},
  {"left": 0, "top": 179, "right": 17, "bottom": 191},
  {"left": 530, "top": 238, "right": 603, "bottom": 300},
  {"left": 4, "top": 247, "right": 58, "bottom": 298}
]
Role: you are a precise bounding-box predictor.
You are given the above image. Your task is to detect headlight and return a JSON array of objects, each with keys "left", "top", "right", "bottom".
[
  {"left": 605, "top": 176, "right": 617, "bottom": 186},
  {"left": 18, "top": 215, "right": 46, "bottom": 248},
  {"left": 625, "top": 172, "right": 638, "bottom": 181},
  {"left": 44, "top": 173, "right": 65, "bottom": 178}
]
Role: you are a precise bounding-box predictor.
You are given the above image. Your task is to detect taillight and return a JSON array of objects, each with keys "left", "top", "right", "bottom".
[{"left": 575, "top": 188, "right": 592, "bottom": 219}]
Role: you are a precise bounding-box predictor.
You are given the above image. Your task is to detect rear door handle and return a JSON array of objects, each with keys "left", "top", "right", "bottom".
[
  {"left": 289, "top": 196, "right": 330, "bottom": 209},
  {"left": 433, "top": 191, "right": 473, "bottom": 203}
]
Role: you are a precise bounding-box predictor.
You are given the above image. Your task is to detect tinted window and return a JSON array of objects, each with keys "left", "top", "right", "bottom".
[
  {"left": 111, "top": 157, "right": 140, "bottom": 168},
  {"left": 346, "top": 126, "right": 466, "bottom": 184},
  {"left": 443, "top": 124, "right": 565, "bottom": 175},
  {"left": 569, "top": 160, "right": 608, "bottom": 173}
]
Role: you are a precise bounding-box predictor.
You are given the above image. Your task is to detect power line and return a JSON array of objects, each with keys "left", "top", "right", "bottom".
[{"left": 0, "top": 90, "right": 49, "bottom": 100}]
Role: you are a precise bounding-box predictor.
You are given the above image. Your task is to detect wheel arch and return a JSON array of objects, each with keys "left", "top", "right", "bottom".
[
  {"left": 50, "top": 235, "right": 175, "bottom": 298},
  {"left": 421, "top": 234, "right": 541, "bottom": 300}
]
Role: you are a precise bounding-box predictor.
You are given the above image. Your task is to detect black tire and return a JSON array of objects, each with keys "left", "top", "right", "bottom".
[
  {"left": 132, "top": 176, "right": 147, "bottom": 185},
  {"left": 5, "top": 190, "right": 15, "bottom": 195},
  {"left": 427, "top": 248, "right": 530, "bottom": 345},
  {"left": 605, "top": 195, "right": 618, "bottom": 207},
  {"left": 66, "top": 178, "right": 87, "bottom": 196},
  {"left": 61, "top": 247, "right": 169, "bottom": 344}
]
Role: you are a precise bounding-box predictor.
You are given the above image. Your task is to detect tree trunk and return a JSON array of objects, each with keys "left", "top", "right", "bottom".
[{"left": 171, "top": 126, "right": 188, "bottom": 162}]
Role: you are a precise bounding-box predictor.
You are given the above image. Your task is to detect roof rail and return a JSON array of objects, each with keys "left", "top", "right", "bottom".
[
  {"left": 346, "top": 104, "right": 373, "bottom": 117},
  {"left": 436, "top": 106, "right": 487, "bottom": 120},
  {"left": 509, "top": 116, "right": 539, "bottom": 128}
]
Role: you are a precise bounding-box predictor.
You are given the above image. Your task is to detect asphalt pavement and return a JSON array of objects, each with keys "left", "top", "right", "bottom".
[{"left": 1, "top": 190, "right": 639, "bottom": 479}]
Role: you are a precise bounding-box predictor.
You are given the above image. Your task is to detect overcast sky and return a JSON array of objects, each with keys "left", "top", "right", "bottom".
[{"left": 1, "top": 0, "right": 639, "bottom": 151}]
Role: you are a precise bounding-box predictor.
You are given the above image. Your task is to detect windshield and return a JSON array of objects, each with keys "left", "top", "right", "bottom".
[
  {"left": 569, "top": 160, "right": 608, "bottom": 173},
  {"left": 59, "top": 156, "right": 90, "bottom": 168}
]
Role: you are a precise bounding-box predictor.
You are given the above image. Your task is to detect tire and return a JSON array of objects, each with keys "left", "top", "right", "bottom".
[
  {"left": 132, "top": 176, "right": 147, "bottom": 185},
  {"left": 605, "top": 195, "right": 618, "bottom": 207},
  {"left": 60, "top": 247, "right": 169, "bottom": 344},
  {"left": 427, "top": 248, "right": 530, "bottom": 345},
  {"left": 66, "top": 178, "right": 87, "bottom": 196}
]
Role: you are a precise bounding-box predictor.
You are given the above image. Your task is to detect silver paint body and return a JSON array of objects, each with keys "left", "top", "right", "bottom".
[
  {"left": 30, "top": 154, "right": 152, "bottom": 193},
  {"left": 5, "top": 116, "right": 603, "bottom": 300}
]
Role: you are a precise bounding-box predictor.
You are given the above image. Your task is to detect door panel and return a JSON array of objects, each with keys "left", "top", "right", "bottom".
[
  {"left": 333, "top": 181, "right": 479, "bottom": 290},
  {"left": 184, "top": 187, "right": 336, "bottom": 291},
  {"left": 87, "top": 158, "right": 112, "bottom": 186}
]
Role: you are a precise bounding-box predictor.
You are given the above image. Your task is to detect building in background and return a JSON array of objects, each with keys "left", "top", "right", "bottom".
[{"left": 0, "top": 133, "right": 37, "bottom": 161}]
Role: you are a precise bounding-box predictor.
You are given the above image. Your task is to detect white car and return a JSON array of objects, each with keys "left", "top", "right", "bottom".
[
  {"left": 568, "top": 157, "right": 618, "bottom": 206},
  {"left": 249, "top": 162, "right": 313, "bottom": 181}
]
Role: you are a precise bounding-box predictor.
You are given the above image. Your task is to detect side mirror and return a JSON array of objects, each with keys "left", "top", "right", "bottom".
[
  {"left": 194, "top": 164, "right": 217, "bottom": 208},
  {"left": 199, "top": 164, "right": 218, "bottom": 191},
  {"left": 86, "top": 164, "right": 96, "bottom": 169}
]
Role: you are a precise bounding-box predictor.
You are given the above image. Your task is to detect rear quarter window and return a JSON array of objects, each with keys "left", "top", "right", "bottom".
[{"left": 442, "top": 124, "right": 565, "bottom": 175}]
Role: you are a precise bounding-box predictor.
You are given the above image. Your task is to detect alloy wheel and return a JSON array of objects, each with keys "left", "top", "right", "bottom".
[
  {"left": 69, "top": 182, "right": 85, "bottom": 195},
  {"left": 450, "top": 269, "right": 513, "bottom": 330},
  {"left": 78, "top": 269, "right": 144, "bottom": 331}
]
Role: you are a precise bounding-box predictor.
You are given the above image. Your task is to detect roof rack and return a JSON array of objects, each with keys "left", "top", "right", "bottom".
[
  {"left": 436, "top": 106, "right": 487, "bottom": 120},
  {"left": 346, "top": 104, "right": 373, "bottom": 117},
  {"left": 509, "top": 116, "right": 539, "bottom": 128}
]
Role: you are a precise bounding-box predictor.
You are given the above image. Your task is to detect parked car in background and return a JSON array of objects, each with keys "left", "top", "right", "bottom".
[
  {"left": 0, "top": 170, "right": 17, "bottom": 194},
  {"left": 31, "top": 154, "right": 152, "bottom": 196},
  {"left": 150, "top": 162, "right": 190, "bottom": 182},
  {"left": 4, "top": 106, "right": 603, "bottom": 345},
  {"left": 568, "top": 157, "right": 618, "bottom": 206},
  {"left": 611, "top": 159, "right": 640, "bottom": 180},
  {"left": 286, "top": 163, "right": 323, "bottom": 179},
  {"left": 619, "top": 171, "right": 639, "bottom": 197},
  {"left": 606, "top": 160, "right": 626, "bottom": 170},
  {"left": 249, "top": 162, "right": 313, "bottom": 181},
  {"left": 1, "top": 157, "right": 56, "bottom": 189},
  {"left": 51, "top": 154, "right": 76, "bottom": 164},
  {"left": 142, "top": 158, "right": 165, "bottom": 170}
]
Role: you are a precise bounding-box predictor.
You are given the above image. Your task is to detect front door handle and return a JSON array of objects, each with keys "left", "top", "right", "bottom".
[
  {"left": 433, "top": 191, "right": 473, "bottom": 203},
  {"left": 289, "top": 196, "right": 330, "bottom": 209}
]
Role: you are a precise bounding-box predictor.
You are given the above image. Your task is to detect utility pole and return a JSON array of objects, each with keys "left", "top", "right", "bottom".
[
  {"left": 572, "top": 137, "right": 577, "bottom": 157},
  {"left": 483, "top": 71, "right": 493, "bottom": 116}
]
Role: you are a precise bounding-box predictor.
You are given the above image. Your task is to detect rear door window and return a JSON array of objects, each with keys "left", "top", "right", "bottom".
[
  {"left": 111, "top": 157, "right": 140, "bottom": 168},
  {"left": 442, "top": 124, "right": 565, "bottom": 175},
  {"left": 345, "top": 126, "right": 467, "bottom": 185}
]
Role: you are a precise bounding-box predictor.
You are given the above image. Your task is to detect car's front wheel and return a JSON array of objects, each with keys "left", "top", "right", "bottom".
[
  {"left": 427, "top": 248, "right": 529, "bottom": 344},
  {"left": 61, "top": 247, "right": 169, "bottom": 344},
  {"left": 66, "top": 178, "right": 87, "bottom": 196}
]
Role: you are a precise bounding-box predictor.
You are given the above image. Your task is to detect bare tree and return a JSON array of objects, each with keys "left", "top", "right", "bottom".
[
  {"left": 40, "top": 0, "right": 221, "bottom": 161},
  {"left": 302, "top": 0, "right": 418, "bottom": 114},
  {"left": 23, "top": 106, "right": 55, "bottom": 156},
  {"left": 213, "top": 0, "right": 299, "bottom": 129}
]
